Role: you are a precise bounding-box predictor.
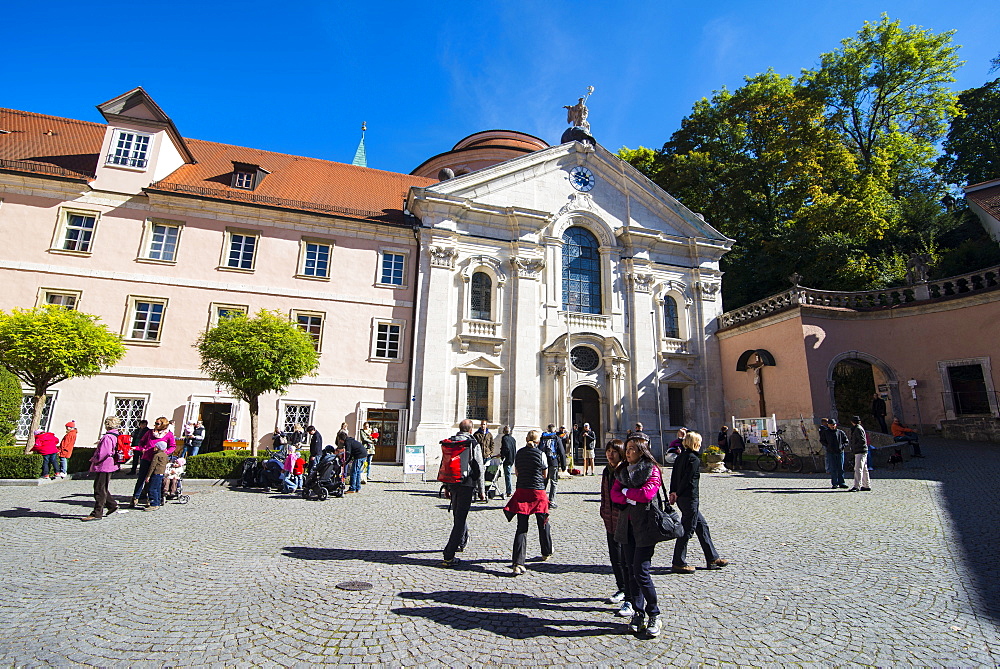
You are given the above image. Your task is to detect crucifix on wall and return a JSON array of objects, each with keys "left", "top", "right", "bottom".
[{"left": 746, "top": 353, "right": 768, "bottom": 417}]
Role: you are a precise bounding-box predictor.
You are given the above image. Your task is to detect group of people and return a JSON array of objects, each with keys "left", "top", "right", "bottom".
[
  {"left": 270, "top": 422, "right": 377, "bottom": 494},
  {"left": 29, "top": 421, "right": 78, "bottom": 479},
  {"left": 439, "top": 420, "right": 728, "bottom": 638}
]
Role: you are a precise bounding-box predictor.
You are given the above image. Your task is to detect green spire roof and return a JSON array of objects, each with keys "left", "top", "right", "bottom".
[{"left": 352, "top": 122, "right": 367, "bottom": 167}]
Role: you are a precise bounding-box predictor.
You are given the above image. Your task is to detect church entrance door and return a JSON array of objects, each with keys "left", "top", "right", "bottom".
[{"left": 572, "top": 385, "right": 601, "bottom": 464}]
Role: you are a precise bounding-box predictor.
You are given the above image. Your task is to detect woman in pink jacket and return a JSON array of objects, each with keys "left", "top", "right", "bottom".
[
  {"left": 82, "top": 416, "right": 121, "bottom": 521},
  {"left": 610, "top": 434, "right": 665, "bottom": 638},
  {"left": 131, "top": 416, "right": 175, "bottom": 508}
]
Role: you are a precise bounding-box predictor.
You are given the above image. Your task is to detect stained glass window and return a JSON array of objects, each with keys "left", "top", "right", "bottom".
[
  {"left": 471, "top": 272, "right": 492, "bottom": 320},
  {"left": 664, "top": 296, "right": 680, "bottom": 338},
  {"left": 562, "top": 226, "right": 602, "bottom": 314}
]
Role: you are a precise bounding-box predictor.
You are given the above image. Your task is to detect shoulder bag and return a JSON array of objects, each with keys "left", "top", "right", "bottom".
[{"left": 647, "top": 471, "right": 685, "bottom": 541}]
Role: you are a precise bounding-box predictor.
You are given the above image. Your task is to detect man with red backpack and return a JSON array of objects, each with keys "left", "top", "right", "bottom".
[{"left": 438, "top": 419, "right": 483, "bottom": 567}]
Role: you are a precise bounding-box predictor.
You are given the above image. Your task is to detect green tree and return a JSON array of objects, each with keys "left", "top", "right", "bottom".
[
  {"left": 196, "top": 310, "right": 319, "bottom": 455},
  {"left": 0, "top": 368, "right": 21, "bottom": 448},
  {"left": 0, "top": 306, "right": 126, "bottom": 450},
  {"left": 936, "top": 77, "right": 1000, "bottom": 186},
  {"left": 803, "top": 14, "right": 962, "bottom": 195}
]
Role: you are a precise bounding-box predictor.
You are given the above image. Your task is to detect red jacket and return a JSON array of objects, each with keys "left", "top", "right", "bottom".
[
  {"left": 32, "top": 432, "right": 59, "bottom": 455},
  {"left": 58, "top": 429, "right": 77, "bottom": 458}
]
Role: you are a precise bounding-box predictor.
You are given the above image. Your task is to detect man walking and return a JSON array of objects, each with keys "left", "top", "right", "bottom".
[
  {"left": 821, "top": 418, "right": 849, "bottom": 489},
  {"left": 848, "top": 416, "right": 870, "bottom": 492},
  {"left": 539, "top": 424, "right": 565, "bottom": 508},
  {"left": 500, "top": 425, "right": 516, "bottom": 497},
  {"left": 443, "top": 419, "right": 482, "bottom": 567},
  {"left": 871, "top": 393, "right": 888, "bottom": 433}
]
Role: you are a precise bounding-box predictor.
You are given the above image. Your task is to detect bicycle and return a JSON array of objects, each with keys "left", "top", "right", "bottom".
[{"left": 756, "top": 429, "right": 803, "bottom": 473}]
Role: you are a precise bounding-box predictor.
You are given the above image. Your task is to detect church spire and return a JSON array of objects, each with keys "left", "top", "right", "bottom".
[{"left": 351, "top": 121, "right": 367, "bottom": 167}]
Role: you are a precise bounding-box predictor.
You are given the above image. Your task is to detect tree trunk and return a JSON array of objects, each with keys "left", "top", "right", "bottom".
[
  {"left": 24, "top": 391, "right": 47, "bottom": 455},
  {"left": 249, "top": 395, "right": 259, "bottom": 456}
]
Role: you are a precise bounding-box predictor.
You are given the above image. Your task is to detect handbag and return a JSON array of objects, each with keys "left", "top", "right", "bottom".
[{"left": 647, "top": 475, "right": 685, "bottom": 541}]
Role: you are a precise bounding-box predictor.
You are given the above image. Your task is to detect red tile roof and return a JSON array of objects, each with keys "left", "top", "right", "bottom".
[
  {"left": 966, "top": 183, "right": 1000, "bottom": 222},
  {"left": 0, "top": 108, "right": 436, "bottom": 225}
]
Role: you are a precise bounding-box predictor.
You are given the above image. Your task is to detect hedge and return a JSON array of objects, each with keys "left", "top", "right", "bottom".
[
  {"left": 0, "top": 446, "right": 42, "bottom": 478},
  {"left": 184, "top": 450, "right": 261, "bottom": 479}
]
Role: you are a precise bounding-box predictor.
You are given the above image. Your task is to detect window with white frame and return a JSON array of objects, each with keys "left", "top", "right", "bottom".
[
  {"left": 379, "top": 251, "right": 406, "bottom": 286},
  {"left": 664, "top": 296, "right": 680, "bottom": 338},
  {"left": 293, "top": 311, "right": 324, "bottom": 351},
  {"left": 39, "top": 289, "right": 81, "bottom": 310},
  {"left": 223, "top": 230, "right": 259, "bottom": 270},
  {"left": 144, "top": 220, "right": 181, "bottom": 262},
  {"left": 57, "top": 210, "right": 98, "bottom": 253},
  {"left": 299, "top": 240, "right": 332, "bottom": 279},
  {"left": 233, "top": 171, "right": 254, "bottom": 189},
  {"left": 373, "top": 320, "right": 403, "bottom": 360},
  {"left": 127, "top": 297, "right": 167, "bottom": 342},
  {"left": 466, "top": 375, "right": 489, "bottom": 421},
  {"left": 282, "top": 403, "right": 313, "bottom": 433},
  {"left": 17, "top": 393, "right": 54, "bottom": 439},
  {"left": 112, "top": 396, "right": 147, "bottom": 434},
  {"left": 107, "top": 129, "right": 151, "bottom": 168},
  {"left": 470, "top": 272, "right": 492, "bottom": 320},
  {"left": 210, "top": 302, "right": 248, "bottom": 327}
]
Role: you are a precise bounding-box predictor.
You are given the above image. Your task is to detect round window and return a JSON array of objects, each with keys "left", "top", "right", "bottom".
[{"left": 571, "top": 346, "right": 601, "bottom": 372}]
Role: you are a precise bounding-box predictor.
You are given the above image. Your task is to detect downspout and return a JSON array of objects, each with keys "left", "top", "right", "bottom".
[{"left": 405, "top": 208, "right": 424, "bottom": 446}]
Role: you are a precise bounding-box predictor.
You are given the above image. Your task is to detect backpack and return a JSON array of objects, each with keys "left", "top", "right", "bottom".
[
  {"left": 539, "top": 433, "right": 558, "bottom": 463},
  {"left": 437, "top": 438, "right": 474, "bottom": 484},
  {"left": 115, "top": 433, "right": 133, "bottom": 463}
]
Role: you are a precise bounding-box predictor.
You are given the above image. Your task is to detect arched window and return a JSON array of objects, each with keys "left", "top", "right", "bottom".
[
  {"left": 471, "top": 271, "right": 492, "bottom": 320},
  {"left": 562, "top": 226, "right": 602, "bottom": 314},
  {"left": 664, "top": 296, "right": 680, "bottom": 338}
]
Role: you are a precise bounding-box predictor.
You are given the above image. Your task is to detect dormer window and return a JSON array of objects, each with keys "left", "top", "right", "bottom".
[
  {"left": 231, "top": 162, "right": 269, "bottom": 190},
  {"left": 107, "top": 129, "right": 151, "bottom": 169}
]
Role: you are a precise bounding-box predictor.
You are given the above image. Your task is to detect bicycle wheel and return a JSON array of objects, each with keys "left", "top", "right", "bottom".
[
  {"left": 757, "top": 454, "right": 778, "bottom": 472},
  {"left": 785, "top": 454, "right": 803, "bottom": 473}
]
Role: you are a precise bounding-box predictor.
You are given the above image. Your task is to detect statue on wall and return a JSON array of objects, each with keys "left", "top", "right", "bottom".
[
  {"left": 905, "top": 254, "right": 931, "bottom": 285},
  {"left": 563, "top": 86, "right": 594, "bottom": 132},
  {"left": 746, "top": 352, "right": 768, "bottom": 417}
]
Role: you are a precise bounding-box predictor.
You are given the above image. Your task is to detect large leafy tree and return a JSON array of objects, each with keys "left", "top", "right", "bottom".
[
  {"left": 196, "top": 310, "right": 319, "bottom": 455},
  {"left": 0, "top": 306, "right": 126, "bottom": 450},
  {"left": 936, "top": 77, "right": 1000, "bottom": 186}
]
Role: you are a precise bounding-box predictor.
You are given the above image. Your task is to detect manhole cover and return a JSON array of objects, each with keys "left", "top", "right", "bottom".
[{"left": 336, "top": 581, "right": 373, "bottom": 591}]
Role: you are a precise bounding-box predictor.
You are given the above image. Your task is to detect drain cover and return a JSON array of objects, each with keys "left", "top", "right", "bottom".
[{"left": 336, "top": 581, "right": 373, "bottom": 591}]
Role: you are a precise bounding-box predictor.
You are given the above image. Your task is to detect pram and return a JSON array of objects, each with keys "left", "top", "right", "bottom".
[
  {"left": 301, "top": 454, "right": 345, "bottom": 500},
  {"left": 163, "top": 456, "right": 190, "bottom": 504},
  {"left": 482, "top": 456, "right": 504, "bottom": 500},
  {"left": 239, "top": 451, "right": 284, "bottom": 490}
]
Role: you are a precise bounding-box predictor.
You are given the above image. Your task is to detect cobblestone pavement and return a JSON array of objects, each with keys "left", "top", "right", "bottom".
[{"left": 1, "top": 437, "right": 997, "bottom": 667}]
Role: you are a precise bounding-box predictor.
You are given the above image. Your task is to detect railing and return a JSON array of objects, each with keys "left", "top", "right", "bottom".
[
  {"left": 561, "top": 311, "right": 611, "bottom": 330},
  {"left": 107, "top": 154, "right": 148, "bottom": 168},
  {"left": 0, "top": 158, "right": 91, "bottom": 180},
  {"left": 147, "top": 181, "right": 388, "bottom": 221},
  {"left": 662, "top": 339, "right": 688, "bottom": 354},
  {"left": 719, "top": 264, "right": 1000, "bottom": 329},
  {"left": 462, "top": 320, "right": 499, "bottom": 337},
  {"left": 941, "top": 390, "right": 1000, "bottom": 417}
]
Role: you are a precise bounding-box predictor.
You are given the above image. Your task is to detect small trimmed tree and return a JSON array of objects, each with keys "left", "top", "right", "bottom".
[
  {"left": 0, "top": 306, "right": 127, "bottom": 451},
  {"left": 196, "top": 310, "right": 320, "bottom": 455},
  {"left": 0, "top": 368, "right": 21, "bottom": 448}
]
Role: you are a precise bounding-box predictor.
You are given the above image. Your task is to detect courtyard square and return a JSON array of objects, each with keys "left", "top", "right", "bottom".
[{"left": 1, "top": 437, "right": 997, "bottom": 667}]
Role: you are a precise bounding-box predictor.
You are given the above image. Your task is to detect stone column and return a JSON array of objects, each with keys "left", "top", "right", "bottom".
[{"left": 509, "top": 255, "right": 545, "bottom": 438}]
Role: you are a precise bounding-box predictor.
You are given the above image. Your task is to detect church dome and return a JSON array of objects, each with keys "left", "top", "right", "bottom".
[{"left": 411, "top": 130, "right": 549, "bottom": 180}]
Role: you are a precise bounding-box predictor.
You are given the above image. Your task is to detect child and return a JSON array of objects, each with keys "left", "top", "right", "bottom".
[
  {"left": 145, "top": 441, "right": 169, "bottom": 511},
  {"left": 165, "top": 456, "right": 185, "bottom": 498},
  {"left": 32, "top": 429, "right": 60, "bottom": 479},
  {"left": 58, "top": 421, "right": 77, "bottom": 478}
]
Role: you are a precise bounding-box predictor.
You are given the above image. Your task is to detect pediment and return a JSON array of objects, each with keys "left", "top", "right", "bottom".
[
  {"left": 96, "top": 87, "right": 195, "bottom": 164},
  {"left": 412, "top": 141, "right": 728, "bottom": 243},
  {"left": 455, "top": 356, "right": 505, "bottom": 373},
  {"left": 662, "top": 369, "right": 697, "bottom": 385}
]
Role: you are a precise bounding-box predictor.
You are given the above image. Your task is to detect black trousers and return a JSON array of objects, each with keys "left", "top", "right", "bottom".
[
  {"left": 622, "top": 539, "right": 658, "bottom": 617},
  {"left": 672, "top": 497, "right": 720, "bottom": 567},
  {"left": 548, "top": 476, "right": 558, "bottom": 501},
  {"left": 132, "top": 459, "right": 151, "bottom": 500},
  {"left": 443, "top": 485, "right": 474, "bottom": 560},
  {"left": 512, "top": 513, "right": 552, "bottom": 566},
  {"left": 92, "top": 472, "right": 118, "bottom": 518},
  {"left": 606, "top": 531, "right": 627, "bottom": 592}
]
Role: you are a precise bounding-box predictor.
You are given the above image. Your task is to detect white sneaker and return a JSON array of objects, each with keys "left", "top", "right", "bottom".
[
  {"left": 607, "top": 590, "right": 626, "bottom": 604},
  {"left": 57, "top": 472, "right": 66, "bottom": 479},
  {"left": 617, "top": 601, "right": 635, "bottom": 618},
  {"left": 646, "top": 614, "right": 662, "bottom": 637}
]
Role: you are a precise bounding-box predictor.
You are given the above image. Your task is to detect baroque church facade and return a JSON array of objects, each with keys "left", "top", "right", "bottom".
[{"left": 0, "top": 89, "right": 731, "bottom": 458}]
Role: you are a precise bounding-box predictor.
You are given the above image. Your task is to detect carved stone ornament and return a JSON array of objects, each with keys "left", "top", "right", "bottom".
[
  {"left": 698, "top": 280, "right": 721, "bottom": 297},
  {"left": 510, "top": 256, "right": 545, "bottom": 279},
  {"left": 555, "top": 192, "right": 598, "bottom": 219},
  {"left": 547, "top": 363, "right": 566, "bottom": 377},
  {"left": 429, "top": 245, "right": 458, "bottom": 269},
  {"left": 630, "top": 272, "right": 655, "bottom": 293}
]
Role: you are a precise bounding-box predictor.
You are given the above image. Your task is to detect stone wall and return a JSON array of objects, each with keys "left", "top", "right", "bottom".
[{"left": 940, "top": 417, "right": 1000, "bottom": 443}]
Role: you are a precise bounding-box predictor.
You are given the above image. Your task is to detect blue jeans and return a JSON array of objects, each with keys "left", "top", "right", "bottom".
[
  {"left": 186, "top": 441, "right": 201, "bottom": 457},
  {"left": 503, "top": 464, "right": 513, "bottom": 497},
  {"left": 148, "top": 474, "right": 164, "bottom": 507},
  {"left": 826, "top": 452, "right": 845, "bottom": 487},
  {"left": 41, "top": 453, "right": 58, "bottom": 477},
  {"left": 349, "top": 460, "right": 362, "bottom": 491},
  {"left": 59, "top": 456, "right": 69, "bottom": 475}
]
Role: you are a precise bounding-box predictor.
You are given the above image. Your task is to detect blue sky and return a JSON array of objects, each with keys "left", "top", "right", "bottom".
[{"left": 5, "top": 0, "right": 998, "bottom": 175}]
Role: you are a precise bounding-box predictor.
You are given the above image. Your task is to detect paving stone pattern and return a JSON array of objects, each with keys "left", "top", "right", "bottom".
[{"left": 1, "top": 437, "right": 997, "bottom": 666}]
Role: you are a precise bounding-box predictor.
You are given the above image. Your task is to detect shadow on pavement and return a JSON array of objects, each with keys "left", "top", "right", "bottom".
[
  {"left": 0, "top": 506, "right": 78, "bottom": 520},
  {"left": 391, "top": 590, "right": 622, "bottom": 638},
  {"left": 281, "top": 546, "right": 496, "bottom": 574}
]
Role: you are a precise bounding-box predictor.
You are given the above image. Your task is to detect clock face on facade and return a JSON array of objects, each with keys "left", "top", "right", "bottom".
[{"left": 569, "top": 166, "right": 595, "bottom": 192}]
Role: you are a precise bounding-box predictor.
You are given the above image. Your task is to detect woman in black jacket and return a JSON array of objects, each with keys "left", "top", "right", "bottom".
[
  {"left": 503, "top": 429, "right": 552, "bottom": 575},
  {"left": 669, "top": 430, "right": 728, "bottom": 574},
  {"left": 599, "top": 439, "right": 629, "bottom": 615}
]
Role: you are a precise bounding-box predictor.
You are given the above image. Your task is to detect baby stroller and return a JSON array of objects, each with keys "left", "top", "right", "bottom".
[
  {"left": 239, "top": 451, "right": 284, "bottom": 490},
  {"left": 163, "top": 456, "right": 190, "bottom": 504},
  {"left": 301, "top": 453, "right": 345, "bottom": 500},
  {"left": 482, "top": 456, "right": 504, "bottom": 500}
]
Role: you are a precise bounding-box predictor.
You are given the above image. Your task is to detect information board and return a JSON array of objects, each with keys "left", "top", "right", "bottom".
[{"left": 403, "top": 444, "right": 425, "bottom": 481}]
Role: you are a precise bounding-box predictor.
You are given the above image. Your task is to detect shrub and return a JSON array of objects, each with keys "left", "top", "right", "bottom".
[
  {"left": 185, "top": 451, "right": 261, "bottom": 479},
  {"left": 68, "top": 448, "right": 96, "bottom": 474},
  {"left": 0, "top": 446, "right": 42, "bottom": 478},
  {"left": 0, "top": 368, "right": 18, "bottom": 448}
]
